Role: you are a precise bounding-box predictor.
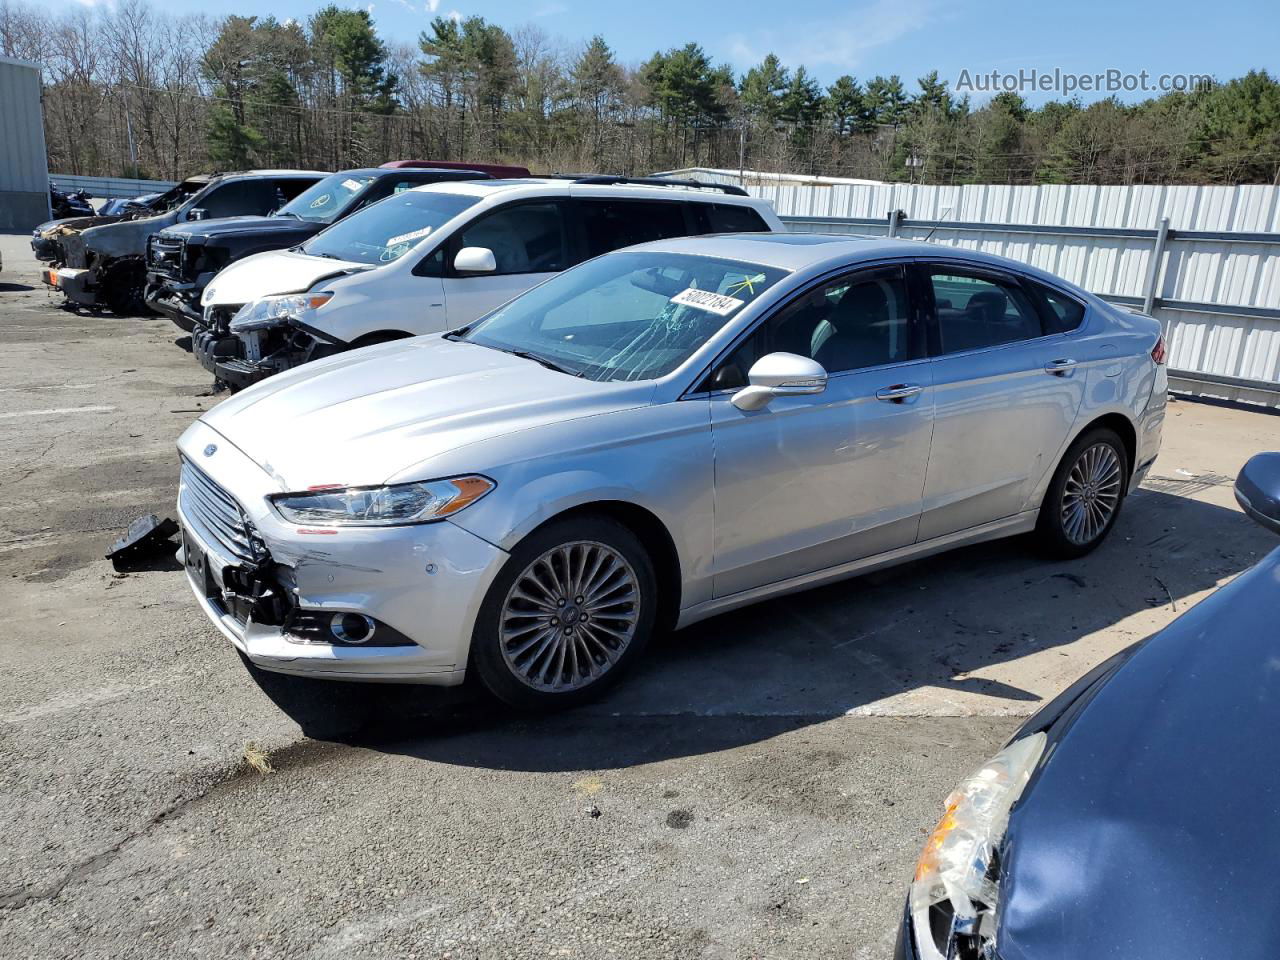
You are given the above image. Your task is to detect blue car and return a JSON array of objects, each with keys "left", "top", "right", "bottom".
[{"left": 898, "top": 451, "right": 1280, "bottom": 960}]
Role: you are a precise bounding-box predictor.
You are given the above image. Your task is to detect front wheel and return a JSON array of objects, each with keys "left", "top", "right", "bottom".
[
  {"left": 1035, "top": 427, "right": 1129, "bottom": 558},
  {"left": 469, "top": 516, "right": 657, "bottom": 710}
]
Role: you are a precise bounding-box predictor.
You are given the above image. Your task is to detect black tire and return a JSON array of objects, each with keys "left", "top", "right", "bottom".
[
  {"left": 1035, "top": 426, "right": 1130, "bottom": 559},
  {"left": 101, "top": 257, "right": 149, "bottom": 316},
  {"left": 469, "top": 515, "right": 658, "bottom": 710}
]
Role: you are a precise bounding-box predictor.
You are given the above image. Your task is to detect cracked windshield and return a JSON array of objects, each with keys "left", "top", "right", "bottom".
[{"left": 462, "top": 251, "right": 788, "bottom": 381}]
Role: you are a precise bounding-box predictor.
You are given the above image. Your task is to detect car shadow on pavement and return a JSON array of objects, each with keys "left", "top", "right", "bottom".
[{"left": 247, "top": 486, "right": 1276, "bottom": 770}]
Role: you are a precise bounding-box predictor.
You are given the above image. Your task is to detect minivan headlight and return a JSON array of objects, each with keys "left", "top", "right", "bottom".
[
  {"left": 230, "top": 292, "right": 333, "bottom": 333},
  {"left": 909, "top": 732, "right": 1047, "bottom": 960},
  {"left": 270, "top": 476, "right": 494, "bottom": 526}
]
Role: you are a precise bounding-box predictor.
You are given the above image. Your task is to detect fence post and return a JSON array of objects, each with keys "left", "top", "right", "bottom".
[
  {"left": 887, "top": 208, "right": 902, "bottom": 238},
  {"left": 1142, "top": 217, "right": 1171, "bottom": 315}
]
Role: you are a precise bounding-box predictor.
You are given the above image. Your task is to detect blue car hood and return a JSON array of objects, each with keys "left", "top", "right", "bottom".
[{"left": 997, "top": 547, "right": 1280, "bottom": 960}]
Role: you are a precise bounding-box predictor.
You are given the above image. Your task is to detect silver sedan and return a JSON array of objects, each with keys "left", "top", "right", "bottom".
[{"left": 176, "top": 234, "right": 1167, "bottom": 708}]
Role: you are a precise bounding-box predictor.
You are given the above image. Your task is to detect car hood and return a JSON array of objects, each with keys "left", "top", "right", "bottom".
[
  {"left": 163, "top": 216, "right": 324, "bottom": 242},
  {"left": 198, "top": 335, "right": 649, "bottom": 489},
  {"left": 997, "top": 547, "right": 1280, "bottom": 960},
  {"left": 35, "top": 214, "right": 122, "bottom": 237},
  {"left": 202, "top": 249, "right": 369, "bottom": 307}
]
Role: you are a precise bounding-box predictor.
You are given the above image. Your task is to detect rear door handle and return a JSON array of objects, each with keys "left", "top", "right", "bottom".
[
  {"left": 876, "top": 383, "right": 924, "bottom": 403},
  {"left": 1044, "top": 358, "right": 1077, "bottom": 376}
]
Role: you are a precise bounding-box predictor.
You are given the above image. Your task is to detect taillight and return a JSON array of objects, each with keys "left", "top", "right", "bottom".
[{"left": 1151, "top": 334, "right": 1167, "bottom": 365}]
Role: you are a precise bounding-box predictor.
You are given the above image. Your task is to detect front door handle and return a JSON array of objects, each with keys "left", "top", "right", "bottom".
[
  {"left": 1044, "top": 358, "right": 1077, "bottom": 375},
  {"left": 876, "top": 383, "right": 924, "bottom": 403}
]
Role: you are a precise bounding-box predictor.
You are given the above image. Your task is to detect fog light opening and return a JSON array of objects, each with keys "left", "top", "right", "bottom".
[{"left": 330, "top": 612, "right": 376, "bottom": 645}]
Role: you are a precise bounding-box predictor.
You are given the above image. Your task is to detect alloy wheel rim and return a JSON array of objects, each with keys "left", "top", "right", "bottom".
[
  {"left": 499, "top": 540, "right": 641, "bottom": 692},
  {"left": 1060, "top": 442, "right": 1122, "bottom": 545}
]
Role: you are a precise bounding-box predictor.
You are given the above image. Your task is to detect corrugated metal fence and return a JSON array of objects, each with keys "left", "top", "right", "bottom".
[
  {"left": 48, "top": 174, "right": 176, "bottom": 199},
  {"left": 667, "top": 170, "right": 1280, "bottom": 407}
]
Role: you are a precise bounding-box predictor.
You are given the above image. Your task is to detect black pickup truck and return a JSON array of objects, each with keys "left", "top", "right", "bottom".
[
  {"left": 145, "top": 166, "right": 493, "bottom": 332},
  {"left": 41, "top": 170, "right": 326, "bottom": 315}
]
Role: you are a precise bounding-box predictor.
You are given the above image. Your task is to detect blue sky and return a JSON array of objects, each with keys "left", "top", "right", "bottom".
[{"left": 159, "top": 0, "right": 1277, "bottom": 104}]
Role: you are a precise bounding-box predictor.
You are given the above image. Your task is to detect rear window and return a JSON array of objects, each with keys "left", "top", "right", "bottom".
[
  {"left": 705, "top": 202, "right": 769, "bottom": 233},
  {"left": 580, "top": 199, "right": 690, "bottom": 258}
]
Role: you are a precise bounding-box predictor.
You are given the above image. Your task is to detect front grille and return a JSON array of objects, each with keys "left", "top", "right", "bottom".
[
  {"left": 180, "top": 459, "right": 258, "bottom": 564},
  {"left": 148, "top": 233, "right": 187, "bottom": 280}
]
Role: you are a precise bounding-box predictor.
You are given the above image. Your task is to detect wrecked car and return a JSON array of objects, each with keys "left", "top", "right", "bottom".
[
  {"left": 31, "top": 189, "right": 170, "bottom": 264},
  {"left": 40, "top": 170, "right": 326, "bottom": 316},
  {"left": 195, "top": 176, "right": 780, "bottom": 389},
  {"left": 146, "top": 166, "right": 493, "bottom": 333},
  {"left": 49, "top": 184, "right": 94, "bottom": 218},
  {"left": 898, "top": 454, "right": 1280, "bottom": 960},
  {"left": 176, "top": 234, "right": 1164, "bottom": 710}
]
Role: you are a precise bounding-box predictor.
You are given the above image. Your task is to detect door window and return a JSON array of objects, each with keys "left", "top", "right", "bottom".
[
  {"left": 712, "top": 269, "right": 915, "bottom": 388},
  {"left": 456, "top": 202, "right": 568, "bottom": 275},
  {"left": 927, "top": 270, "right": 1044, "bottom": 354},
  {"left": 579, "top": 200, "right": 690, "bottom": 258}
]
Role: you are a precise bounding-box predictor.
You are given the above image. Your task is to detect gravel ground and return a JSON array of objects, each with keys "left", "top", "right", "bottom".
[{"left": 1, "top": 231, "right": 1276, "bottom": 959}]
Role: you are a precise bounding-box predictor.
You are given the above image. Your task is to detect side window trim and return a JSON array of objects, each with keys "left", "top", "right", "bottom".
[
  {"left": 690, "top": 262, "right": 919, "bottom": 394},
  {"left": 442, "top": 198, "right": 571, "bottom": 278}
]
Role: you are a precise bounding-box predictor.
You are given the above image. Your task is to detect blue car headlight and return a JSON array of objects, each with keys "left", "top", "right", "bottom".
[{"left": 909, "top": 732, "right": 1047, "bottom": 960}]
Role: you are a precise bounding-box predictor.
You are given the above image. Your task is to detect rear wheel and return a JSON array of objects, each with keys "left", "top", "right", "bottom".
[
  {"left": 469, "top": 515, "right": 657, "bottom": 710},
  {"left": 1035, "top": 427, "right": 1129, "bottom": 558}
]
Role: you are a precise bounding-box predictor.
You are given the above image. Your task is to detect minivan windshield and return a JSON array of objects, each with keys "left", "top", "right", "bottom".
[
  {"left": 277, "top": 173, "right": 376, "bottom": 223},
  {"left": 461, "top": 251, "right": 788, "bottom": 382},
  {"left": 301, "top": 191, "right": 480, "bottom": 265}
]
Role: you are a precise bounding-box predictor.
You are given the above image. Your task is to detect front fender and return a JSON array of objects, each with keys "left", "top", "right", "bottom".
[{"left": 440, "top": 402, "right": 716, "bottom": 610}]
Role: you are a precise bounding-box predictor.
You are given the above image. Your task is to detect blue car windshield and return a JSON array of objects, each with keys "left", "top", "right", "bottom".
[
  {"left": 277, "top": 173, "right": 376, "bottom": 223},
  {"left": 461, "top": 251, "right": 788, "bottom": 383}
]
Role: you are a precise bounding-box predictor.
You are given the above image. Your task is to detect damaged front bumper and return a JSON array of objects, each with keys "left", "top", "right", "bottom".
[
  {"left": 42, "top": 266, "right": 98, "bottom": 306},
  {"left": 175, "top": 420, "right": 507, "bottom": 683},
  {"left": 145, "top": 278, "right": 203, "bottom": 332},
  {"left": 195, "top": 315, "right": 343, "bottom": 389}
]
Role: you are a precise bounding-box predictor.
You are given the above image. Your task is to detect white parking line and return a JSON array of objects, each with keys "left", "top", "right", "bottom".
[{"left": 0, "top": 404, "right": 116, "bottom": 419}]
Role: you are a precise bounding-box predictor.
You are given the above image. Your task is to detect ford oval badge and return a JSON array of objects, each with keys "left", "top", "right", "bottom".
[{"left": 203, "top": 444, "right": 217, "bottom": 457}]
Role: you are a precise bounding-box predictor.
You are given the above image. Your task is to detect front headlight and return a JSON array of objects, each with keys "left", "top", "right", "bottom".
[
  {"left": 230, "top": 291, "right": 333, "bottom": 334},
  {"left": 909, "top": 732, "right": 1047, "bottom": 960},
  {"left": 270, "top": 476, "right": 494, "bottom": 527}
]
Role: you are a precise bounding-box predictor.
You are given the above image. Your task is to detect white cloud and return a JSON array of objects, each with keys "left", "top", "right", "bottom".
[
  {"left": 446, "top": 8, "right": 462, "bottom": 21},
  {"left": 725, "top": 0, "right": 943, "bottom": 72},
  {"left": 426, "top": 0, "right": 440, "bottom": 10},
  {"left": 535, "top": 1, "right": 568, "bottom": 15}
]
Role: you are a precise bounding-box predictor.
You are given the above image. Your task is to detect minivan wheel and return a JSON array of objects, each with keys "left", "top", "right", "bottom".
[
  {"left": 1035, "top": 427, "right": 1129, "bottom": 559},
  {"left": 470, "top": 516, "right": 658, "bottom": 709}
]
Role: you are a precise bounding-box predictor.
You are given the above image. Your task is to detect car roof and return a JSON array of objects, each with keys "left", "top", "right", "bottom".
[
  {"left": 329, "top": 167, "right": 491, "bottom": 179},
  {"left": 619, "top": 232, "right": 1094, "bottom": 290},
  {"left": 406, "top": 177, "right": 769, "bottom": 206}
]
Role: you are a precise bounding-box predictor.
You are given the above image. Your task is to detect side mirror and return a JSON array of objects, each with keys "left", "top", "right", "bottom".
[
  {"left": 1235, "top": 452, "right": 1280, "bottom": 534},
  {"left": 454, "top": 246, "right": 497, "bottom": 273},
  {"left": 730, "top": 352, "right": 828, "bottom": 412},
  {"left": 188, "top": 208, "right": 206, "bottom": 221}
]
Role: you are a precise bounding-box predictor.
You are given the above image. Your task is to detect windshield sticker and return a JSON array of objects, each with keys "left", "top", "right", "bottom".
[
  {"left": 385, "top": 226, "right": 433, "bottom": 247},
  {"left": 341, "top": 178, "right": 364, "bottom": 192},
  {"left": 726, "top": 273, "right": 767, "bottom": 296},
  {"left": 309, "top": 193, "right": 332, "bottom": 208},
  {"left": 670, "top": 287, "right": 745, "bottom": 316}
]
